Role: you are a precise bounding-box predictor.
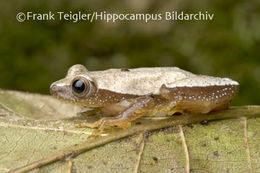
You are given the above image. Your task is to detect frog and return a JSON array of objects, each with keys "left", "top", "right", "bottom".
[{"left": 50, "top": 64, "right": 239, "bottom": 131}]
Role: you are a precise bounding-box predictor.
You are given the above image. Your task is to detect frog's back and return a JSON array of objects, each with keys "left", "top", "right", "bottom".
[{"left": 89, "top": 67, "right": 195, "bottom": 95}]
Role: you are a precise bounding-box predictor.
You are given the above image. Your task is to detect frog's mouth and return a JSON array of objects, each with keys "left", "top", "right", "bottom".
[{"left": 52, "top": 93, "right": 77, "bottom": 104}]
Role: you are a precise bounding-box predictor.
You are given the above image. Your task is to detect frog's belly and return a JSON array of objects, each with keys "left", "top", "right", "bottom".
[{"left": 101, "top": 99, "right": 134, "bottom": 115}]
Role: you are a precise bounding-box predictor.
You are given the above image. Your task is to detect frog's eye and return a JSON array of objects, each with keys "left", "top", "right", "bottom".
[{"left": 71, "top": 78, "right": 91, "bottom": 97}]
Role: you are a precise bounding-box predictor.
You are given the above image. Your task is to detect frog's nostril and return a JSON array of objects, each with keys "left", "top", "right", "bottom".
[{"left": 50, "top": 83, "right": 59, "bottom": 95}]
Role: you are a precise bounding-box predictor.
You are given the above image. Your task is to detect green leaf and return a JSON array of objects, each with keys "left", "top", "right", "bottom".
[{"left": 0, "top": 89, "right": 259, "bottom": 173}]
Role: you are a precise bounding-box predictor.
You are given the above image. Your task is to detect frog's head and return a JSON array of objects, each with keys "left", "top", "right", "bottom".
[{"left": 50, "top": 64, "right": 97, "bottom": 105}]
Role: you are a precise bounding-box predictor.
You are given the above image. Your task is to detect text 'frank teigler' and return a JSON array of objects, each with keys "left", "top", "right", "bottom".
[{"left": 16, "top": 11, "right": 214, "bottom": 23}]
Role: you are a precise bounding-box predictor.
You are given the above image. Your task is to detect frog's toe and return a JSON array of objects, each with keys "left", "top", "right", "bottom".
[
  {"left": 86, "top": 129, "right": 104, "bottom": 138},
  {"left": 117, "top": 122, "right": 132, "bottom": 129},
  {"left": 76, "top": 117, "right": 107, "bottom": 129},
  {"left": 75, "top": 122, "right": 99, "bottom": 129}
]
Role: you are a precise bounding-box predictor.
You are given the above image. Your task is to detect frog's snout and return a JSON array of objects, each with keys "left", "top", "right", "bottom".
[
  {"left": 50, "top": 82, "right": 59, "bottom": 95},
  {"left": 50, "top": 81, "right": 77, "bottom": 102},
  {"left": 50, "top": 82, "right": 65, "bottom": 96}
]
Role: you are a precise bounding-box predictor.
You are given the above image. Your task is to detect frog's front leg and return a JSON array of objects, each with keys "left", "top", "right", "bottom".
[{"left": 77, "top": 95, "right": 155, "bottom": 130}]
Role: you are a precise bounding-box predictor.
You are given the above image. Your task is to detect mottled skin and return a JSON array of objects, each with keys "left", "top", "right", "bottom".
[{"left": 50, "top": 64, "right": 239, "bottom": 131}]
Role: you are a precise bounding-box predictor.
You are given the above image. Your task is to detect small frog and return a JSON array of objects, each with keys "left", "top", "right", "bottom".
[{"left": 50, "top": 64, "right": 239, "bottom": 131}]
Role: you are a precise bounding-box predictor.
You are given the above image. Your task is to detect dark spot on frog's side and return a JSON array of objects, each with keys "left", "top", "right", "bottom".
[
  {"left": 214, "top": 137, "right": 219, "bottom": 141},
  {"left": 121, "top": 68, "right": 130, "bottom": 72}
]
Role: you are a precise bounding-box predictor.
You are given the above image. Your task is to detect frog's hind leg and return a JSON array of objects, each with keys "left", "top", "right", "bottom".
[
  {"left": 77, "top": 95, "right": 155, "bottom": 131},
  {"left": 160, "top": 84, "right": 214, "bottom": 114},
  {"left": 160, "top": 81, "right": 239, "bottom": 114}
]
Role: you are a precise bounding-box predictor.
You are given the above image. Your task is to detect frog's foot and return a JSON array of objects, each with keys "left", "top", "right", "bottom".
[
  {"left": 98, "top": 119, "right": 131, "bottom": 130},
  {"left": 75, "top": 117, "right": 107, "bottom": 129},
  {"left": 76, "top": 120, "right": 131, "bottom": 138},
  {"left": 75, "top": 118, "right": 107, "bottom": 136}
]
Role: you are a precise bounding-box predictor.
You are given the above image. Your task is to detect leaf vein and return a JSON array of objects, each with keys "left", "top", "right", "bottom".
[
  {"left": 243, "top": 117, "right": 254, "bottom": 173},
  {"left": 67, "top": 158, "right": 73, "bottom": 173},
  {"left": 134, "top": 133, "right": 145, "bottom": 173},
  {"left": 179, "top": 125, "right": 190, "bottom": 173},
  {"left": 0, "top": 122, "right": 93, "bottom": 135}
]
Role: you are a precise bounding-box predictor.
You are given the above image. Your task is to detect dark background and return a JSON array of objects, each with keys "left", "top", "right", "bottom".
[{"left": 0, "top": 0, "right": 259, "bottom": 105}]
